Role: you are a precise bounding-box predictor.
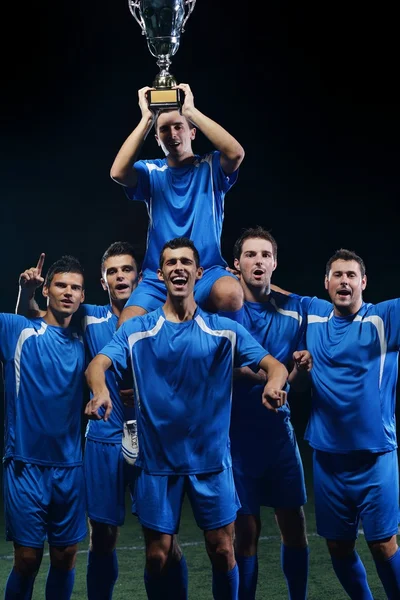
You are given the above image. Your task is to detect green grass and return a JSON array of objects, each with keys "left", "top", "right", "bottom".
[{"left": 0, "top": 441, "right": 391, "bottom": 598}]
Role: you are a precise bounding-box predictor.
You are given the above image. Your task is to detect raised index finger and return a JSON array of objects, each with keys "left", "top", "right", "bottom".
[{"left": 36, "top": 253, "right": 45, "bottom": 274}]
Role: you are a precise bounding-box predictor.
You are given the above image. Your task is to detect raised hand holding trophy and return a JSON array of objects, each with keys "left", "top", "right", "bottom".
[{"left": 129, "top": 0, "right": 196, "bottom": 110}]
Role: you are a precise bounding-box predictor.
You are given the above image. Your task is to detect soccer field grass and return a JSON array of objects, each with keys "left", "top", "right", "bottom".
[{"left": 0, "top": 442, "right": 391, "bottom": 598}]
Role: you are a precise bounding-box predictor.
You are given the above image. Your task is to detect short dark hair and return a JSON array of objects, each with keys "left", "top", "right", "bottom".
[
  {"left": 233, "top": 226, "right": 278, "bottom": 261},
  {"left": 44, "top": 255, "right": 85, "bottom": 288},
  {"left": 101, "top": 241, "right": 138, "bottom": 274},
  {"left": 159, "top": 237, "right": 200, "bottom": 268},
  {"left": 325, "top": 248, "right": 366, "bottom": 278}
]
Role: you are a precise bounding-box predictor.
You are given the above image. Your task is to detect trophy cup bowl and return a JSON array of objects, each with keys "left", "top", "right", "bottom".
[{"left": 129, "top": 0, "right": 196, "bottom": 110}]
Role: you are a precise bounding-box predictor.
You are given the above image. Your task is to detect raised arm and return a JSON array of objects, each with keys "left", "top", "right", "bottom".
[
  {"left": 110, "top": 86, "right": 156, "bottom": 188},
  {"left": 16, "top": 253, "right": 47, "bottom": 318},
  {"left": 177, "top": 83, "right": 245, "bottom": 175},
  {"left": 258, "top": 354, "right": 289, "bottom": 413},
  {"left": 85, "top": 354, "right": 114, "bottom": 421}
]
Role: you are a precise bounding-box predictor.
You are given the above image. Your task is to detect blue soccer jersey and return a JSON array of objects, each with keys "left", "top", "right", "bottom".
[
  {"left": 100, "top": 307, "right": 268, "bottom": 475},
  {"left": 0, "top": 313, "right": 85, "bottom": 466},
  {"left": 125, "top": 151, "right": 238, "bottom": 273},
  {"left": 80, "top": 304, "right": 134, "bottom": 443},
  {"left": 304, "top": 297, "right": 400, "bottom": 453},
  {"left": 232, "top": 292, "right": 307, "bottom": 429}
]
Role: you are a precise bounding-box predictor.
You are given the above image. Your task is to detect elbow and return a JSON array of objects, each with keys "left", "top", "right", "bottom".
[
  {"left": 110, "top": 166, "right": 124, "bottom": 183},
  {"left": 230, "top": 145, "right": 245, "bottom": 169}
]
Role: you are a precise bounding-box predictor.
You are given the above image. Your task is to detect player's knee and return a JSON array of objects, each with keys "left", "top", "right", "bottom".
[
  {"left": 14, "top": 546, "right": 43, "bottom": 577},
  {"left": 145, "top": 547, "right": 170, "bottom": 574},
  {"left": 49, "top": 544, "right": 78, "bottom": 570},
  {"left": 205, "top": 528, "right": 235, "bottom": 570},
  {"left": 89, "top": 520, "right": 119, "bottom": 553},
  {"left": 368, "top": 535, "right": 398, "bottom": 561},
  {"left": 326, "top": 538, "right": 356, "bottom": 559},
  {"left": 276, "top": 507, "right": 308, "bottom": 547},
  {"left": 209, "top": 277, "right": 244, "bottom": 312},
  {"left": 234, "top": 515, "right": 260, "bottom": 555}
]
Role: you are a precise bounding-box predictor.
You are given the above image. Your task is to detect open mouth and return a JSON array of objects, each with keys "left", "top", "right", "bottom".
[
  {"left": 115, "top": 284, "right": 129, "bottom": 292},
  {"left": 171, "top": 276, "right": 187, "bottom": 288},
  {"left": 337, "top": 289, "right": 351, "bottom": 298},
  {"left": 253, "top": 269, "right": 265, "bottom": 278}
]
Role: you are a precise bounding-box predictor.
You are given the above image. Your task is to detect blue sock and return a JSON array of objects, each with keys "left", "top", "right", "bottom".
[
  {"left": 236, "top": 554, "right": 258, "bottom": 599},
  {"left": 5, "top": 568, "right": 35, "bottom": 599},
  {"left": 374, "top": 547, "right": 400, "bottom": 599},
  {"left": 87, "top": 550, "right": 119, "bottom": 600},
  {"left": 144, "top": 556, "right": 188, "bottom": 599},
  {"left": 331, "top": 551, "right": 373, "bottom": 599},
  {"left": 281, "top": 545, "right": 309, "bottom": 600},
  {"left": 212, "top": 564, "right": 239, "bottom": 599},
  {"left": 218, "top": 307, "right": 244, "bottom": 325},
  {"left": 45, "top": 566, "right": 75, "bottom": 600}
]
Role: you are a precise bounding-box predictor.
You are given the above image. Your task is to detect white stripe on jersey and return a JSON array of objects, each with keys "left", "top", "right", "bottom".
[
  {"left": 14, "top": 322, "right": 47, "bottom": 396},
  {"left": 362, "top": 315, "right": 387, "bottom": 387},
  {"left": 270, "top": 297, "right": 303, "bottom": 327},
  {"left": 128, "top": 315, "right": 165, "bottom": 411},
  {"left": 82, "top": 310, "right": 113, "bottom": 331},
  {"left": 194, "top": 314, "right": 236, "bottom": 365},
  {"left": 308, "top": 313, "right": 333, "bottom": 323},
  {"left": 146, "top": 163, "right": 168, "bottom": 173},
  {"left": 308, "top": 312, "right": 387, "bottom": 389}
]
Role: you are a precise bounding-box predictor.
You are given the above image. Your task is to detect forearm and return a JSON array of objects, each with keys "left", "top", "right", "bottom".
[
  {"left": 85, "top": 356, "right": 110, "bottom": 396},
  {"left": 15, "top": 289, "right": 44, "bottom": 318},
  {"left": 110, "top": 115, "right": 155, "bottom": 184},
  {"left": 183, "top": 107, "right": 244, "bottom": 169},
  {"left": 259, "top": 355, "right": 288, "bottom": 389}
]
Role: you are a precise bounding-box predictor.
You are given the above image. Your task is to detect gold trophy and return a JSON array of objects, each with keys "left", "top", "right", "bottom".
[{"left": 129, "top": 0, "right": 196, "bottom": 109}]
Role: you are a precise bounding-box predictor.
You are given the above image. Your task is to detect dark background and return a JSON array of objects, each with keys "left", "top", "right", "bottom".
[{"left": 1, "top": 1, "right": 399, "bottom": 434}]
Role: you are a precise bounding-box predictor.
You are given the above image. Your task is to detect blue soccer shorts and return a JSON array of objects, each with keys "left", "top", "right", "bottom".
[
  {"left": 84, "top": 439, "right": 138, "bottom": 527},
  {"left": 4, "top": 459, "right": 87, "bottom": 548},
  {"left": 313, "top": 449, "right": 400, "bottom": 541},
  {"left": 232, "top": 432, "right": 307, "bottom": 515},
  {"left": 134, "top": 467, "right": 241, "bottom": 534},
  {"left": 125, "top": 266, "right": 237, "bottom": 312}
]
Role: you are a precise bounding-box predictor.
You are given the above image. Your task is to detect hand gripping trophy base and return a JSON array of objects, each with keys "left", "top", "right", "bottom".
[{"left": 148, "top": 68, "right": 180, "bottom": 111}]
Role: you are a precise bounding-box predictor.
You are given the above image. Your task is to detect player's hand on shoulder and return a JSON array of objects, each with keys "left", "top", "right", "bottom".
[
  {"left": 293, "top": 350, "right": 313, "bottom": 372},
  {"left": 226, "top": 266, "right": 240, "bottom": 280},
  {"left": 19, "top": 253, "right": 45, "bottom": 293},
  {"left": 85, "top": 392, "right": 113, "bottom": 421},
  {"left": 262, "top": 385, "right": 287, "bottom": 413}
]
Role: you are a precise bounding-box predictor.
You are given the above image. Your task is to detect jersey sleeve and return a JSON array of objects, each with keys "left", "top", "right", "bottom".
[
  {"left": 0, "top": 313, "right": 21, "bottom": 361},
  {"left": 211, "top": 151, "right": 239, "bottom": 193},
  {"left": 376, "top": 299, "right": 400, "bottom": 349},
  {"left": 234, "top": 322, "right": 269, "bottom": 371},
  {"left": 97, "top": 323, "right": 131, "bottom": 381},
  {"left": 124, "top": 160, "right": 151, "bottom": 202}
]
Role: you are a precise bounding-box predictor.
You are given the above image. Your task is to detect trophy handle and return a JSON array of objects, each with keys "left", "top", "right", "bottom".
[
  {"left": 182, "top": 0, "right": 196, "bottom": 33},
  {"left": 128, "top": 0, "right": 146, "bottom": 34}
]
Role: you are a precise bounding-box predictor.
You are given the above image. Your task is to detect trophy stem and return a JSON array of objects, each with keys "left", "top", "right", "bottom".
[{"left": 153, "top": 61, "right": 177, "bottom": 89}]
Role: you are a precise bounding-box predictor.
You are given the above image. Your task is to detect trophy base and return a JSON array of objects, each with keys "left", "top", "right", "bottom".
[{"left": 149, "top": 88, "right": 180, "bottom": 110}]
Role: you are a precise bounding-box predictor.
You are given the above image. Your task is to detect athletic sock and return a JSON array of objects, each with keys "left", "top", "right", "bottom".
[
  {"left": 219, "top": 307, "right": 244, "bottom": 325},
  {"left": 236, "top": 554, "right": 258, "bottom": 599},
  {"left": 45, "top": 565, "right": 75, "bottom": 600},
  {"left": 281, "top": 544, "right": 309, "bottom": 600},
  {"left": 87, "top": 549, "right": 119, "bottom": 600},
  {"left": 212, "top": 564, "right": 239, "bottom": 599},
  {"left": 144, "top": 556, "right": 188, "bottom": 599},
  {"left": 330, "top": 551, "right": 373, "bottom": 599},
  {"left": 5, "top": 568, "right": 35, "bottom": 599},
  {"left": 374, "top": 547, "right": 400, "bottom": 599}
]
